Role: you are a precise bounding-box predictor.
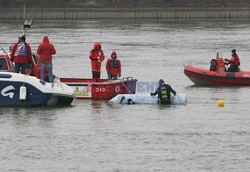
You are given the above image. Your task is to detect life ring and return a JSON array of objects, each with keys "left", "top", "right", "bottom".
[{"left": 115, "top": 85, "right": 120, "bottom": 93}]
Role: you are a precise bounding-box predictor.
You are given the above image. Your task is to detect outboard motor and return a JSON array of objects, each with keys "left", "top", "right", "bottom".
[
  {"left": 216, "top": 58, "right": 226, "bottom": 72},
  {"left": 210, "top": 52, "right": 226, "bottom": 72}
]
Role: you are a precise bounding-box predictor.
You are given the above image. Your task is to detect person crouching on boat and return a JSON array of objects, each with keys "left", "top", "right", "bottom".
[
  {"left": 151, "top": 79, "right": 176, "bottom": 105},
  {"left": 225, "top": 49, "right": 240, "bottom": 72},
  {"left": 90, "top": 42, "right": 105, "bottom": 81},
  {"left": 10, "top": 35, "right": 32, "bottom": 74},
  {"left": 37, "top": 36, "right": 56, "bottom": 83},
  {"left": 106, "top": 51, "right": 121, "bottom": 80}
]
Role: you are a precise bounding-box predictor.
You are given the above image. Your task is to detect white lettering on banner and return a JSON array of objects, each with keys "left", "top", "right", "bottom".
[{"left": 1, "top": 85, "right": 15, "bottom": 99}]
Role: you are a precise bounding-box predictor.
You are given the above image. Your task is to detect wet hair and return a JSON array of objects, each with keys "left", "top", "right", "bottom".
[{"left": 127, "top": 98, "right": 135, "bottom": 104}]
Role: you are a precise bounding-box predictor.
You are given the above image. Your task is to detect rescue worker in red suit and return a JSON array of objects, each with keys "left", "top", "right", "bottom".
[
  {"left": 37, "top": 36, "right": 56, "bottom": 83},
  {"left": 225, "top": 49, "right": 240, "bottom": 72},
  {"left": 10, "top": 35, "right": 32, "bottom": 74},
  {"left": 89, "top": 43, "right": 105, "bottom": 81},
  {"left": 106, "top": 51, "right": 121, "bottom": 80}
]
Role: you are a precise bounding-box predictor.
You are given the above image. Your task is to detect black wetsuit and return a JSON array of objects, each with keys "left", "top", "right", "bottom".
[{"left": 151, "top": 84, "right": 176, "bottom": 104}]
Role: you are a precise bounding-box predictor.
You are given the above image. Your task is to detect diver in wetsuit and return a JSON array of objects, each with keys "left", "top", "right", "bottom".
[{"left": 151, "top": 79, "right": 176, "bottom": 105}]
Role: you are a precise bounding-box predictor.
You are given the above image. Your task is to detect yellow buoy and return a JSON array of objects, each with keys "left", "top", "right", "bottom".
[{"left": 217, "top": 99, "right": 224, "bottom": 107}]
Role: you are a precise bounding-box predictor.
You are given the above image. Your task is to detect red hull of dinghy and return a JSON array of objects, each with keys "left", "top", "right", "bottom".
[{"left": 184, "top": 66, "right": 250, "bottom": 85}]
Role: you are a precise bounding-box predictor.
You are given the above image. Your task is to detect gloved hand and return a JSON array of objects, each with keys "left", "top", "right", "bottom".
[
  {"left": 150, "top": 92, "right": 154, "bottom": 96},
  {"left": 118, "top": 73, "right": 121, "bottom": 77},
  {"left": 224, "top": 59, "right": 229, "bottom": 65}
]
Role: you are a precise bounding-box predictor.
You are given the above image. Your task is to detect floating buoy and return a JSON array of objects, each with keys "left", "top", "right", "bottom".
[{"left": 217, "top": 99, "right": 224, "bottom": 107}]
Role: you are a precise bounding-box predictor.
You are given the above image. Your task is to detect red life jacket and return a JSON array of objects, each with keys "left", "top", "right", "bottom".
[
  {"left": 14, "top": 42, "right": 28, "bottom": 57},
  {"left": 106, "top": 59, "right": 121, "bottom": 75},
  {"left": 228, "top": 54, "right": 240, "bottom": 66},
  {"left": 10, "top": 41, "right": 32, "bottom": 64}
]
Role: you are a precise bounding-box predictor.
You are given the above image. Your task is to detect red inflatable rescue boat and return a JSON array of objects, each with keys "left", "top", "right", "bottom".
[{"left": 184, "top": 58, "right": 250, "bottom": 85}]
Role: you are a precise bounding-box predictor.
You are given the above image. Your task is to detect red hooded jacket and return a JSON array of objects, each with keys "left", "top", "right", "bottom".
[
  {"left": 89, "top": 42, "right": 105, "bottom": 72},
  {"left": 10, "top": 40, "right": 32, "bottom": 64},
  {"left": 106, "top": 51, "right": 121, "bottom": 75},
  {"left": 37, "top": 36, "right": 56, "bottom": 62},
  {"left": 227, "top": 54, "right": 240, "bottom": 66}
]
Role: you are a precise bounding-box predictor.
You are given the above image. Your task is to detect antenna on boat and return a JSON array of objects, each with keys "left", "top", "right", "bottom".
[
  {"left": 216, "top": 52, "right": 223, "bottom": 59},
  {"left": 216, "top": 52, "right": 219, "bottom": 59},
  {"left": 23, "top": 0, "right": 32, "bottom": 36}
]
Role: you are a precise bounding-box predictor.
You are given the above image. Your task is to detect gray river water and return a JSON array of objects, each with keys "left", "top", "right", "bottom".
[{"left": 0, "top": 19, "right": 250, "bottom": 171}]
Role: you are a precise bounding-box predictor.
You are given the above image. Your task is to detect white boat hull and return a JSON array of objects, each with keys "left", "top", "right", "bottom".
[
  {"left": 0, "top": 72, "right": 74, "bottom": 106},
  {"left": 109, "top": 93, "right": 187, "bottom": 105}
]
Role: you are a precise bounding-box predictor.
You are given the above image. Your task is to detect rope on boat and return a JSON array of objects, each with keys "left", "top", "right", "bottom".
[
  {"left": 0, "top": 44, "right": 11, "bottom": 60},
  {"left": 53, "top": 57, "right": 75, "bottom": 78},
  {"left": 121, "top": 81, "right": 134, "bottom": 94}
]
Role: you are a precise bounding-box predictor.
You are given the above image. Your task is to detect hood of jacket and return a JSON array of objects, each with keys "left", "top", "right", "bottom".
[
  {"left": 94, "top": 42, "right": 101, "bottom": 49},
  {"left": 111, "top": 51, "right": 117, "bottom": 59},
  {"left": 43, "top": 36, "right": 50, "bottom": 43}
]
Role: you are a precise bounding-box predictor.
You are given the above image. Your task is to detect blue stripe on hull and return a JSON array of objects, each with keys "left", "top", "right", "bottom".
[{"left": 0, "top": 81, "right": 53, "bottom": 106}]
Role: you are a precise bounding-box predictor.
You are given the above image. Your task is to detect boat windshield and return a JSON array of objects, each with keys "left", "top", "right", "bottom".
[{"left": 0, "top": 58, "right": 9, "bottom": 71}]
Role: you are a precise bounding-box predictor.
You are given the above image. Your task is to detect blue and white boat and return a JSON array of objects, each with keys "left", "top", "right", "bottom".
[{"left": 0, "top": 72, "right": 74, "bottom": 106}]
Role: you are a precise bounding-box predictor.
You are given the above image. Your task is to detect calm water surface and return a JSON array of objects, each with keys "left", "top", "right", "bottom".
[{"left": 0, "top": 19, "right": 250, "bottom": 171}]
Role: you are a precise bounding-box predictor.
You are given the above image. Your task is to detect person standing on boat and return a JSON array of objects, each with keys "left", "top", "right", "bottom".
[
  {"left": 37, "top": 36, "right": 56, "bottom": 83},
  {"left": 10, "top": 35, "right": 32, "bottom": 74},
  {"left": 151, "top": 79, "right": 176, "bottom": 105},
  {"left": 225, "top": 49, "right": 240, "bottom": 72},
  {"left": 89, "top": 42, "right": 105, "bottom": 81},
  {"left": 106, "top": 51, "right": 121, "bottom": 80}
]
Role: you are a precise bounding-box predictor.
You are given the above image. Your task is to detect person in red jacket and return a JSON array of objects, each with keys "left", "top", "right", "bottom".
[
  {"left": 10, "top": 35, "right": 32, "bottom": 74},
  {"left": 89, "top": 42, "right": 105, "bottom": 81},
  {"left": 106, "top": 51, "right": 121, "bottom": 80},
  {"left": 225, "top": 49, "right": 240, "bottom": 72},
  {"left": 37, "top": 36, "right": 56, "bottom": 83}
]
